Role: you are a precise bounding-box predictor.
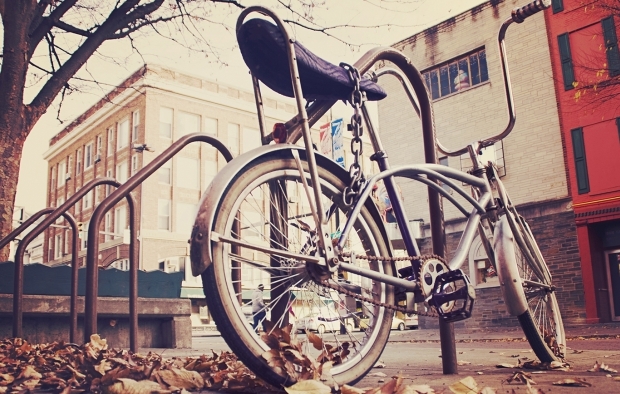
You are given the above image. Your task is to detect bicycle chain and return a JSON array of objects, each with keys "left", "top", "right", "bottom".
[{"left": 318, "top": 253, "right": 448, "bottom": 318}]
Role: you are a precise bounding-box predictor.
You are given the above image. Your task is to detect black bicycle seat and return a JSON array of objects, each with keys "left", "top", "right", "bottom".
[{"left": 237, "top": 18, "right": 387, "bottom": 102}]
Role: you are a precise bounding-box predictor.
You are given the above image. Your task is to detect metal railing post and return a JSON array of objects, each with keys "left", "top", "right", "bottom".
[{"left": 84, "top": 133, "right": 233, "bottom": 348}]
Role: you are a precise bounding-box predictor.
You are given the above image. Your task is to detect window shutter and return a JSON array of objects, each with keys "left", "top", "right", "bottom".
[
  {"left": 616, "top": 117, "right": 620, "bottom": 142},
  {"left": 602, "top": 17, "right": 620, "bottom": 77},
  {"left": 570, "top": 128, "right": 590, "bottom": 194},
  {"left": 552, "top": 0, "right": 563, "bottom": 13},
  {"left": 558, "top": 34, "right": 575, "bottom": 90}
]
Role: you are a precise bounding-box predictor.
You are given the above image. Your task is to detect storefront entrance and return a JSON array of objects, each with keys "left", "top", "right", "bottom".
[{"left": 606, "top": 250, "right": 620, "bottom": 321}]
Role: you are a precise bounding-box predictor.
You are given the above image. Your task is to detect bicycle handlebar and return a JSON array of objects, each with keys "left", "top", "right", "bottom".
[{"left": 437, "top": 0, "right": 551, "bottom": 157}]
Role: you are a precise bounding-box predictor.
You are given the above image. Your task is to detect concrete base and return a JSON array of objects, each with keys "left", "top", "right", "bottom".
[{"left": 0, "top": 294, "right": 192, "bottom": 348}]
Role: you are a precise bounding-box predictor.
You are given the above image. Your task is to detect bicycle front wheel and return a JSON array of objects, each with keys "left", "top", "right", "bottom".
[
  {"left": 504, "top": 210, "right": 566, "bottom": 362},
  {"left": 202, "top": 151, "right": 394, "bottom": 387}
]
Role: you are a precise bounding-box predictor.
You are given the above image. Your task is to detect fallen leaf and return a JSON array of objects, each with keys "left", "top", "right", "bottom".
[
  {"left": 457, "top": 360, "right": 471, "bottom": 366},
  {"left": 397, "top": 384, "right": 435, "bottom": 394},
  {"left": 368, "top": 372, "right": 388, "bottom": 378},
  {"left": 478, "top": 388, "right": 496, "bottom": 394},
  {"left": 341, "top": 385, "right": 366, "bottom": 394},
  {"left": 506, "top": 371, "right": 536, "bottom": 386},
  {"left": 156, "top": 368, "right": 204, "bottom": 390},
  {"left": 374, "top": 362, "right": 387, "bottom": 368},
  {"left": 496, "top": 363, "right": 516, "bottom": 368},
  {"left": 103, "top": 378, "right": 171, "bottom": 394},
  {"left": 448, "top": 376, "right": 478, "bottom": 394},
  {"left": 588, "top": 361, "right": 618, "bottom": 373},
  {"left": 284, "top": 379, "right": 331, "bottom": 394},
  {"left": 552, "top": 378, "right": 592, "bottom": 387}
]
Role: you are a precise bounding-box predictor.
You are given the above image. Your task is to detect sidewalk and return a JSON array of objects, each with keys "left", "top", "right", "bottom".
[{"left": 148, "top": 323, "right": 620, "bottom": 393}]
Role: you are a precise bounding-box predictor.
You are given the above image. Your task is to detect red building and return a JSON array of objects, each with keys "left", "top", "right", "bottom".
[{"left": 545, "top": 0, "right": 620, "bottom": 322}]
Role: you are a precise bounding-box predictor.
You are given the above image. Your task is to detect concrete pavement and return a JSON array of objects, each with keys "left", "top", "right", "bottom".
[{"left": 142, "top": 323, "right": 620, "bottom": 393}]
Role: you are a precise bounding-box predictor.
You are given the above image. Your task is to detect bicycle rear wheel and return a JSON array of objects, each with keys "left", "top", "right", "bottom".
[
  {"left": 202, "top": 151, "right": 394, "bottom": 387},
  {"left": 504, "top": 209, "right": 566, "bottom": 361}
]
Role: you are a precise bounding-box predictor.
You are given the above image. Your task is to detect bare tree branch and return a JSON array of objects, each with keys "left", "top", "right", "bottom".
[{"left": 28, "top": 0, "right": 79, "bottom": 56}]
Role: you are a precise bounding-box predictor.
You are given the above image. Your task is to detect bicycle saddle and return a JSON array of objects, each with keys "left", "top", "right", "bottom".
[{"left": 237, "top": 18, "right": 387, "bottom": 102}]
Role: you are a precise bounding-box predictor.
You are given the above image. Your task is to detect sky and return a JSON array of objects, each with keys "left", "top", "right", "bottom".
[{"left": 14, "top": 0, "right": 487, "bottom": 214}]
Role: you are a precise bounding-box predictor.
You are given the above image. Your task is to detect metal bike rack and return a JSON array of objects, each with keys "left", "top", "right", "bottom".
[
  {"left": 84, "top": 133, "right": 233, "bottom": 350},
  {"left": 0, "top": 208, "right": 79, "bottom": 341},
  {"left": 8, "top": 178, "right": 128, "bottom": 344}
]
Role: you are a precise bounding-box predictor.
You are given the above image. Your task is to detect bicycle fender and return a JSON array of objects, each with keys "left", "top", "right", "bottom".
[
  {"left": 188, "top": 144, "right": 391, "bottom": 277},
  {"left": 493, "top": 215, "right": 528, "bottom": 316}
]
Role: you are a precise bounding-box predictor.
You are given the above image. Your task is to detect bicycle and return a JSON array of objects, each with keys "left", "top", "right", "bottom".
[{"left": 189, "top": 0, "right": 564, "bottom": 387}]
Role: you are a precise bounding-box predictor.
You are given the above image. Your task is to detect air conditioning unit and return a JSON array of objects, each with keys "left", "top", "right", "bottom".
[
  {"left": 65, "top": 172, "right": 71, "bottom": 181},
  {"left": 94, "top": 154, "right": 101, "bottom": 163}
]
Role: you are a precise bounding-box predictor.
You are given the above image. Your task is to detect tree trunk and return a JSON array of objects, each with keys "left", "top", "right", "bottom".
[{"left": 0, "top": 128, "right": 26, "bottom": 262}]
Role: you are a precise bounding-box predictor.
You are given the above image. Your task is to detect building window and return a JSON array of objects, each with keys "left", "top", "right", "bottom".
[
  {"left": 469, "top": 236, "right": 498, "bottom": 288},
  {"left": 131, "top": 155, "right": 139, "bottom": 176},
  {"left": 557, "top": 33, "right": 575, "bottom": 91},
  {"left": 80, "top": 222, "right": 89, "bottom": 250},
  {"left": 57, "top": 161, "right": 66, "bottom": 187},
  {"left": 76, "top": 148, "right": 82, "bottom": 175},
  {"left": 205, "top": 117, "right": 218, "bottom": 135},
  {"left": 106, "top": 169, "right": 113, "bottom": 196},
  {"left": 602, "top": 16, "right": 620, "bottom": 77},
  {"left": 117, "top": 118, "right": 129, "bottom": 150},
  {"left": 116, "top": 161, "right": 128, "bottom": 184},
  {"left": 96, "top": 135, "right": 102, "bottom": 160},
  {"left": 132, "top": 110, "right": 140, "bottom": 142},
  {"left": 105, "top": 212, "right": 112, "bottom": 242},
  {"left": 160, "top": 107, "right": 173, "bottom": 139},
  {"left": 177, "top": 111, "right": 200, "bottom": 139},
  {"left": 228, "top": 123, "right": 240, "bottom": 155},
  {"left": 84, "top": 142, "right": 93, "bottom": 170},
  {"left": 48, "top": 237, "right": 53, "bottom": 261},
  {"left": 109, "top": 259, "right": 129, "bottom": 271},
  {"left": 50, "top": 166, "right": 56, "bottom": 190},
  {"left": 54, "top": 233, "right": 63, "bottom": 259},
  {"left": 158, "top": 199, "right": 171, "bottom": 231},
  {"left": 159, "top": 160, "right": 172, "bottom": 185},
  {"left": 55, "top": 197, "right": 64, "bottom": 224},
  {"left": 571, "top": 127, "right": 590, "bottom": 194},
  {"left": 114, "top": 205, "right": 127, "bottom": 237},
  {"left": 551, "top": 0, "right": 563, "bottom": 13},
  {"left": 82, "top": 190, "right": 93, "bottom": 211},
  {"left": 74, "top": 187, "right": 81, "bottom": 215},
  {"left": 67, "top": 156, "right": 73, "bottom": 179},
  {"left": 423, "top": 48, "right": 488, "bottom": 100},
  {"left": 107, "top": 127, "right": 114, "bottom": 156},
  {"left": 459, "top": 141, "right": 506, "bottom": 178},
  {"left": 176, "top": 202, "right": 198, "bottom": 235},
  {"left": 176, "top": 157, "right": 200, "bottom": 189}
]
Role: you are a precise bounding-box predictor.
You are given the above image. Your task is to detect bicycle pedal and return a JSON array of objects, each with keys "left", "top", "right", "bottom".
[{"left": 429, "top": 269, "right": 476, "bottom": 323}]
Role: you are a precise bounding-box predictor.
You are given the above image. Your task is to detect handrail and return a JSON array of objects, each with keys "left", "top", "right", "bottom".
[
  {"left": 84, "top": 133, "right": 234, "bottom": 344},
  {"left": 12, "top": 178, "right": 125, "bottom": 344}
]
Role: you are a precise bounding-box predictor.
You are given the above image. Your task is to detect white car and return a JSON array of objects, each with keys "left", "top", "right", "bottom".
[{"left": 296, "top": 312, "right": 342, "bottom": 334}]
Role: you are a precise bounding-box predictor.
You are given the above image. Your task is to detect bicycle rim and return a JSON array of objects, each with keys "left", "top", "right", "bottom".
[{"left": 203, "top": 154, "right": 394, "bottom": 387}]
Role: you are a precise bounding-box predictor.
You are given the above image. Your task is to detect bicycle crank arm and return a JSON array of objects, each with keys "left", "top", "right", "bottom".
[{"left": 211, "top": 232, "right": 322, "bottom": 264}]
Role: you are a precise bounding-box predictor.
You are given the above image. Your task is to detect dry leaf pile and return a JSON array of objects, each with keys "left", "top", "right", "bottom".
[
  {"left": 0, "top": 335, "right": 272, "bottom": 393},
  {"left": 261, "top": 321, "right": 350, "bottom": 384}
]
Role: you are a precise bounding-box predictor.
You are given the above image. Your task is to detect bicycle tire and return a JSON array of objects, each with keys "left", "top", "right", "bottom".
[
  {"left": 503, "top": 209, "right": 566, "bottom": 361},
  {"left": 201, "top": 151, "right": 394, "bottom": 387}
]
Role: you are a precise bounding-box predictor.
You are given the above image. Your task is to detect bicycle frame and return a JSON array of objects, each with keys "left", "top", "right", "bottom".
[{"left": 220, "top": 0, "right": 552, "bottom": 302}]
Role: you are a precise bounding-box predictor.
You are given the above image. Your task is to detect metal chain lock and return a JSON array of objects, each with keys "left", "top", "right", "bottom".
[{"left": 340, "top": 63, "right": 366, "bottom": 208}]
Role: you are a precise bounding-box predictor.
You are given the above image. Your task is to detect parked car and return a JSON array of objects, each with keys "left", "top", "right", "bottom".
[
  {"left": 296, "top": 312, "right": 343, "bottom": 334},
  {"left": 359, "top": 314, "right": 418, "bottom": 331}
]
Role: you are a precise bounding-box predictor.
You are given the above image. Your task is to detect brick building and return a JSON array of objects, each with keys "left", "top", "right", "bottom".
[
  {"left": 377, "top": 0, "right": 585, "bottom": 328},
  {"left": 42, "top": 64, "right": 303, "bottom": 327},
  {"left": 544, "top": 0, "right": 620, "bottom": 322}
]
